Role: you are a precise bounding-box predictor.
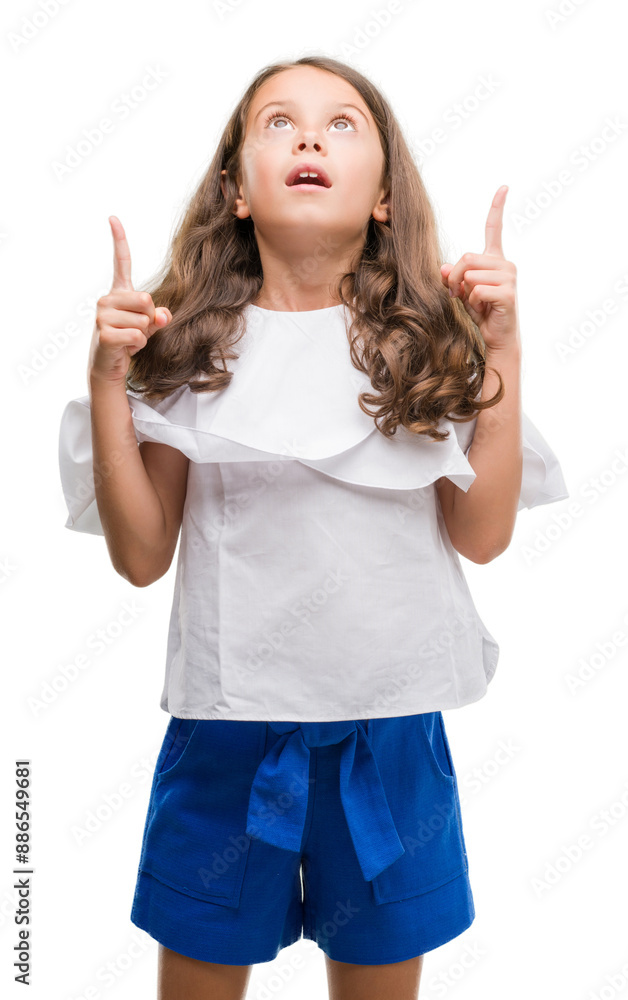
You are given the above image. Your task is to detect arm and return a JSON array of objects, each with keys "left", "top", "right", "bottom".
[
  {"left": 435, "top": 342, "right": 523, "bottom": 564},
  {"left": 90, "top": 376, "right": 189, "bottom": 586}
]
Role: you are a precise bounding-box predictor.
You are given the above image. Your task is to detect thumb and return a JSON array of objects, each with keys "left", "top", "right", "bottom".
[
  {"left": 440, "top": 263, "right": 454, "bottom": 289},
  {"left": 156, "top": 307, "right": 172, "bottom": 325}
]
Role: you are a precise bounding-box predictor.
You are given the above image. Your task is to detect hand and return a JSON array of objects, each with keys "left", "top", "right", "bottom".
[
  {"left": 440, "top": 186, "right": 520, "bottom": 352},
  {"left": 88, "top": 215, "right": 172, "bottom": 387}
]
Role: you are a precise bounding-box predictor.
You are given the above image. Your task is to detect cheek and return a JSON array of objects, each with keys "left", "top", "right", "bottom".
[
  {"left": 328, "top": 135, "right": 378, "bottom": 173},
  {"left": 242, "top": 136, "right": 286, "bottom": 185},
  {"left": 244, "top": 128, "right": 288, "bottom": 160}
]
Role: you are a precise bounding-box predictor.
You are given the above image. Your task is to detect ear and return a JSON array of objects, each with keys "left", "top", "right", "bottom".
[
  {"left": 372, "top": 187, "right": 390, "bottom": 223},
  {"left": 221, "top": 168, "right": 251, "bottom": 220}
]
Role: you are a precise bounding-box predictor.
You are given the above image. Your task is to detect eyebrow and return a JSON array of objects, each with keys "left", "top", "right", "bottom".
[{"left": 254, "top": 100, "right": 370, "bottom": 126}]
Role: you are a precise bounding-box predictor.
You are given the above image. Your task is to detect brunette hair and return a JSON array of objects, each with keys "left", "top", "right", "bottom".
[{"left": 126, "top": 54, "right": 503, "bottom": 442}]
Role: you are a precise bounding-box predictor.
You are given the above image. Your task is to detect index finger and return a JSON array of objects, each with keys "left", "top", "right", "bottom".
[
  {"left": 109, "top": 215, "right": 134, "bottom": 291},
  {"left": 483, "top": 185, "right": 507, "bottom": 256}
]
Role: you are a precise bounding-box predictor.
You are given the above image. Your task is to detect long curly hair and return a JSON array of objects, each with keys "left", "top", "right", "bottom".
[{"left": 126, "top": 54, "right": 503, "bottom": 443}]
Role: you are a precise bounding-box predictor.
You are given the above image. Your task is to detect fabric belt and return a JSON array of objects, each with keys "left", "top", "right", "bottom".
[{"left": 245, "top": 720, "right": 405, "bottom": 883}]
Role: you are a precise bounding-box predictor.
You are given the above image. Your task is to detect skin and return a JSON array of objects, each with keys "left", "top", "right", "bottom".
[
  {"left": 158, "top": 943, "right": 423, "bottom": 1000},
  {"left": 220, "top": 64, "right": 390, "bottom": 312},
  {"left": 435, "top": 186, "right": 524, "bottom": 564}
]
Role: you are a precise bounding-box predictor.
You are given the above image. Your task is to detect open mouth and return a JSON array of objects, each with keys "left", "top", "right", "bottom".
[
  {"left": 285, "top": 164, "right": 332, "bottom": 188},
  {"left": 290, "top": 176, "right": 327, "bottom": 186}
]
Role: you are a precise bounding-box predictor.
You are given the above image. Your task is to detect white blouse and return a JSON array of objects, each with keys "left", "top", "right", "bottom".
[{"left": 58, "top": 303, "right": 569, "bottom": 721}]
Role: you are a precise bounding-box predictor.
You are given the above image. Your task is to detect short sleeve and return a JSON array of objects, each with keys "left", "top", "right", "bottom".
[
  {"left": 451, "top": 409, "right": 569, "bottom": 511},
  {"left": 58, "top": 388, "right": 203, "bottom": 536},
  {"left": 59, "top": 396, "right": 108, "bottom": 535},
  {"left": 57, "top": 385, "right": 293, "bottom": 537}
]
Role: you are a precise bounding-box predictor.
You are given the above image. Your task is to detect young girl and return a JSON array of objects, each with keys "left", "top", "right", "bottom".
[{"left": 58, "top": 56, "right": 568, "bottom": 999}]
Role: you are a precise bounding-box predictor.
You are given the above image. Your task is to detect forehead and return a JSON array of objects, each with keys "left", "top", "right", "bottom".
[{"left": 247, "top": 66, "right": 370, "bottom": 125}]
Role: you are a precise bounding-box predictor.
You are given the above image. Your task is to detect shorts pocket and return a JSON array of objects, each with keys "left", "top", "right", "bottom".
[
  {"left": 156, "top": 717, "right": 200, "bottom": 779},
  {"left": 138, "top": 719, "right": 267, "bottom": 909},
  {"left": 371, "top": 712, "right": 469, "bottom": 905},
  {"left": 421, "top": 711, "right": 457, "bottom": 782}
]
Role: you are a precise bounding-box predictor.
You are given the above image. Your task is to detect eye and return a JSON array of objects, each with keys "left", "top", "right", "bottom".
[{"left": 262, "top": 110, "right": 359, "bottom": 131}]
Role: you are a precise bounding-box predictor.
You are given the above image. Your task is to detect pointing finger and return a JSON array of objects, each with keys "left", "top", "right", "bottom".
[
  {"left": 109, "top": 215, "right": 134, "bottom": 291},
  {"left": 483, "top": 186, "right": 507, "bottom": 256}
]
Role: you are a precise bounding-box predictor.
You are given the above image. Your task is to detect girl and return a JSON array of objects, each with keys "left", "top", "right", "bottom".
[{"left": 58, "top": 56, "right": 568, "bottom": 1000}]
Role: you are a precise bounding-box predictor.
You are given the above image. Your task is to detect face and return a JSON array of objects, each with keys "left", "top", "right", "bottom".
[{"left": 222, "top": 66, "right": 389, "bottom": 240}]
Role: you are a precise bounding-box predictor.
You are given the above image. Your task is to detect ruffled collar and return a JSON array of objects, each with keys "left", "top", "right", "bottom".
[
  {"left": 200, "top": 303, "right": 376, "bottom": 459},
  {"left": 124, "top": 302, "right": 479, "bottom": 491}
]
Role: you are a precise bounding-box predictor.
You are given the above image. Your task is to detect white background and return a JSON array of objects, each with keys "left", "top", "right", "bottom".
[{"left": 3, "top": 0, "right": 627, "bottom": 996}]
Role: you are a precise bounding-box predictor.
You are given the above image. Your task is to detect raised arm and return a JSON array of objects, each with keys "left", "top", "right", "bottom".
[{"left": 88, "top": 215, "right": 186, "bottom": 586}]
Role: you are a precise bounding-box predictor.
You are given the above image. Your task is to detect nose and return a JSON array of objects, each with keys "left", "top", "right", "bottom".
[{"left": 297, "top": 133, "right": 323, "bottom": 152}]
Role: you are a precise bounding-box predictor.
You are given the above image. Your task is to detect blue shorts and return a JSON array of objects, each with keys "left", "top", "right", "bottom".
[{"left": 130, "top": 713, "right": 475, "bottom": 966}]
